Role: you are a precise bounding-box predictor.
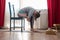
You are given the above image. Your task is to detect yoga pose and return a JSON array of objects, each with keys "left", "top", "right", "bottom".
[{"left": 18, "top": 7, "right": 40, "bottom": 31}]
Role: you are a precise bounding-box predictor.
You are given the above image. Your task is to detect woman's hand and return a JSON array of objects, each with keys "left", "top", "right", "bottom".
[{"left": 27, "top": 17, "right": 30, "bottom": 22}]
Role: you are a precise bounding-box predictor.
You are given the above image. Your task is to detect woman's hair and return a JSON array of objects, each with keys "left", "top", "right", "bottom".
[{"left": 35, "top": 11, "right": 41, "bottom": 20}]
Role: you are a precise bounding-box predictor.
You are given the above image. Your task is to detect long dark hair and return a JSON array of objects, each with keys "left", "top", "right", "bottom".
[{"left": 35, "top": 11, "right": 41, "bottom": 20}]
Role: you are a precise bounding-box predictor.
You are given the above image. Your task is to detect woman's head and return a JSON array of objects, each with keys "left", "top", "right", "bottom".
[{"left": 34, "top": 10, "right": 41, "bottom": 20}]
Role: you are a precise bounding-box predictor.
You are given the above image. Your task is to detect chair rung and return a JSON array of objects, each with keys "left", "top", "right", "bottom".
[{"left": 11, "top": 17, "right": 24, "bottom": 19}]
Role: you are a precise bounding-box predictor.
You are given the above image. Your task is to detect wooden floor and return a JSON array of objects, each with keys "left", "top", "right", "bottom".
[{"left": 0, "top": 31, "right": 60, "bottom": 40}]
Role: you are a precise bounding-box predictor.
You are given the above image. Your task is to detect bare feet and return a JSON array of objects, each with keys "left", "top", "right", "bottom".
[{"left": 31, "top": 29, "right": 39, "bottom": 32}]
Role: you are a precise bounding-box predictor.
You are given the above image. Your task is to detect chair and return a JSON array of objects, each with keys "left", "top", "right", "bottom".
[{"left": 8, "top": 2, "right": 25, "bottom": 32}]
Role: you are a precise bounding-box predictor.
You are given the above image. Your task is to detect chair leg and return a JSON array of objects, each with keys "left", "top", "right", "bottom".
[
  {"left": 21, "top": 27, "right": 23, "bottom": 32},
  {"left": 22, "top": 19, "right": 25, "bottom": 31},
  {"left": 21, "top": 20, "right": 23, "bottom": 32},
  {"left": 10, "top": 19, "right": 11, "bottom": 31},
  {"left": 10, "top": 25, "right": 11, "bottom": 31},
  {"left": 24, "top": 19, "right": 25, "bottom": 30},
  {"left": 13, "top": 20, "right": 15, "bottom": 30}
]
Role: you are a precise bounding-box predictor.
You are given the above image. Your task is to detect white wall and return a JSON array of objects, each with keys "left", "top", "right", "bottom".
[{"left": 21, "top": 0, "right": 47, "bottom": 9}]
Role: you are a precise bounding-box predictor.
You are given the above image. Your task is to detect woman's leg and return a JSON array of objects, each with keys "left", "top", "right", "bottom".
[
  {"left": 18, "top": 13, "right": 27, "bottom": 18},
  {"left": 30, "top": 16, "right": 34, "bottom": 31}
]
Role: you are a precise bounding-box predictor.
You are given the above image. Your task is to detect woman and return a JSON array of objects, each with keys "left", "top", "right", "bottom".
[{"left": 18, "top": 7, "right": 40, "bottom": 31}]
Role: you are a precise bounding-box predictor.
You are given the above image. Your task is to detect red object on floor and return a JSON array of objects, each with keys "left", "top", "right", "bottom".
[{"left": 0, "top": 0, "right": 5, "bottom": 28}]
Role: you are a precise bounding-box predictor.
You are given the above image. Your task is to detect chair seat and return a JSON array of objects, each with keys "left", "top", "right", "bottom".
[{"left": 11, "top": 17, "right": 24, "bottom": 20}]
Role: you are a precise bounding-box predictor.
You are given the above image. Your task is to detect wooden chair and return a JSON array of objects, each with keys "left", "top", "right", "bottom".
[{"left": 8, "top": 2, "right": 25, "bottom": 32}]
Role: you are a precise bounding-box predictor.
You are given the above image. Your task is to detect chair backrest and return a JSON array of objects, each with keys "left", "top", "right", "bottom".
[
  {"left": 8, "top": 2, "right": 15, "bottom": 18},
  {"left": 12, "top": 5, "right": 15, "bottom": 18}
]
